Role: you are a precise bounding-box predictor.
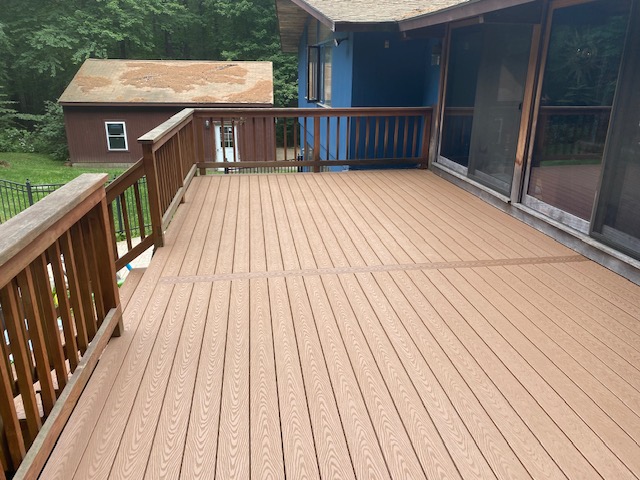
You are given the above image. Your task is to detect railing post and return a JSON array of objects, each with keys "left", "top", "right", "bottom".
[
  {"left": 26, "top": 179, "right": 34, "bottom": 206},
  {"left": 175, "top": 130, "right": 186, "bottom": 204},
  {"left": 93, "top": 195, "right": 124, "bottom": 337},
  {"left": 313, "top": 117, "right": 321, "bottom": 173},
  {"left": 195, "top": 116, "right": 206, "bottom": 176},
  {"left": 142, "top": 143, "right": 164, "bottom": 248},
  {"left": 419, "top": 110, "right": 432, "bottom": 169}
]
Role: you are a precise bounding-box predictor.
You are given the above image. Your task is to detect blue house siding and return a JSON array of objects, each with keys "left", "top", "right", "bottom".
[
  {"left": 349, "top": 33, "right": 437, "bottom": 164},
  {"left": 351, "top": 32, "right": 431, "bottom": 107},
  {"left": 297, "top": 21, "right": 354, "bottom": 168},
  {"left": 296, "top": 21, "right": 441, "bottom": 168}
]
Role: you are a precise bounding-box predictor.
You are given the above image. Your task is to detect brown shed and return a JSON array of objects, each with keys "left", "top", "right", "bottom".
[{"left": 59, "top": 59, "right": 274, "bottom": 165}]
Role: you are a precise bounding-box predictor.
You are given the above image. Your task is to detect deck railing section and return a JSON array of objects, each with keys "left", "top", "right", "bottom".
[
  {"left": 193, "top": 107, "right": 432, "bottom": 173},
  {"left": 139, "top": 108, "right": 198, "bottom": 250},
  {"left": 106, "top": 161, "right": 154, "bottom": 271},
  {"left": 0, "top": 174, "right": 123, "bottom": 478}
]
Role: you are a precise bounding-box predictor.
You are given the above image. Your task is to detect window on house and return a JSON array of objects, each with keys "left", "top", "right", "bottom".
[
  {"left": 222, "top": 126, "right": 234, "bottom": 148},
  {"left": 307, "top": 46, "right": 320, "bottom": 102},
  {"left": 307, "top": 44, "right": 332, "bottom": 105},
  {"left": 321, "top": 47, "right": 332, "bottom": 106},
  {"left": 105, "top": 122, "right": 128, "bottom": 151}
]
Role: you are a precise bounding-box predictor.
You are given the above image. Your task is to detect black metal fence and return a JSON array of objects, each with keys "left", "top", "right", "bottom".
[
  {"left": 0, "top": 179, "right": 63, "bottom": 222},
  {"left": 0, "top": 177, "right": 151, "bottom": 239}
]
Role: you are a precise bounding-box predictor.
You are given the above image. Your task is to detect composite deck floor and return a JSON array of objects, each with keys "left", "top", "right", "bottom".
[{"left": 43, "top": 170, "right": 640, "bottom": 479}]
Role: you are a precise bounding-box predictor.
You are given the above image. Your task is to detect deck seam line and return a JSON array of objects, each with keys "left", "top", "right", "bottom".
[{"left": 159, "top": 255, "right": 587, "bottom": 284}]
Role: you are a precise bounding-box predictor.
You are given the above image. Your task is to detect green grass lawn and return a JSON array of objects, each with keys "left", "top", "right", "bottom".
[
  {"left": 0, "top": 152, "right": 127, "bottom": 222},
  {"left": 0, "top": 152, "right": 124, "bottom": 184}
]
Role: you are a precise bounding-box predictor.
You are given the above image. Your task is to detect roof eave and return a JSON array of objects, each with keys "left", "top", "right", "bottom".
[
  {"left": 399, "top": 0, "right": 537, "bottom": 31},
  {"left": 333, "top": 21, "right": 399, "bottom": 33},
  {"left": 287, "top": 0, "right": 335, "bottom": 30}
]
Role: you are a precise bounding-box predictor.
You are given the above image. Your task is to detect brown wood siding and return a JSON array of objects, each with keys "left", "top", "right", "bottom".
[
  {"left": 64, "top": 107, "right": 183, "bottom": 164},
  {"left": 65, "top": 107, "right": 276, "bottom": 165}
]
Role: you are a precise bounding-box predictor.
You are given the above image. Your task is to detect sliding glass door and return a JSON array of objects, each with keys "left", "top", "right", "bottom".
[
  {"left": 524, "top": 0, "right": 631, "bottom": 231},
  {"left": 439, "top": 23, "right": 533, "bottom": 195},
  {"left": 592, "top": 1, "right": 640, "bottom": 258}
]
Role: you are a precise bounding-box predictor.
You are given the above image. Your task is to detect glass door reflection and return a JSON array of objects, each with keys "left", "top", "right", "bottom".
[
  {"left": 439, "top": 23, "right": 532, "bottom": 196},
  {"left": 525, "top": 0, "right": 630, "bottom": 226}
]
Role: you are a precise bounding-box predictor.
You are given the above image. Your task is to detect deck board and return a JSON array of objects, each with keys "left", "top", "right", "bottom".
[{"left": 44, "top": 170, "right": 640, "bottom": 479}]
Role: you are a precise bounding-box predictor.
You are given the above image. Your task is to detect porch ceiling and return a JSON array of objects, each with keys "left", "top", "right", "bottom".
[{"left": 43, "top": 170, "right": 640, "bottom": 479}]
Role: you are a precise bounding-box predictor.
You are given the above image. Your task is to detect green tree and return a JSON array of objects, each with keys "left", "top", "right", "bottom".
[{"left": 0, "top": 0, "right": 298, "bottom": 155}]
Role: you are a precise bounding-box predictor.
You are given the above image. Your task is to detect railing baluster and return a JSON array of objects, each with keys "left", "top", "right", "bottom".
[
  {"left": 355, "top": 117, "right": 360, "bottom": 159},
  {"left": 133, "top": 181, "right": 146, "bottom": 240},
  {"left": 32, "top": 254, "right": 67, "bottom": 392},
  {"left": 336, "top": 116, "right": 341, "bottom": 161},
  {"left": 0, "top": 281, "right": 41, "bottom": 444},
  {"left": 270, "top": 117, "right": 275, "bottom": 165},
  {"left": 232, "top": 119, "right": 238, "bottom": 164},
  {"left": 313, "top": 117, "right": 321, "bottom": 172},
  {"left": 69, "top": 223, "right": 97, "bottom": 339},
  {"left": 303, "top": 117, "right": 308, "bottom": 161},
  {"left": 283, "top": 118, "right": 288, "bottom": 162},
  {"left": 0, "top": 329, "right": 25, "bottom": 469},
  {"left": 412, "top": 116, "right": 419, "bottom": 158},
  {"left": 403, "top": 116, "right": 410, "bottom": 158},
  {"left": 82, "top": 218, "right": 106, "bottom": 327},
  {"left": 374, "top": 117, "right": 379, "bottom": 158},
  {"left": 326, "top": 116, "right": 331, "bottom": 161},
  {"left": 90, "top": 200, "right": 124, "bottom": 337},
  {"left": 293, "top": 117, "right": 298, "bottom": 161},
  {"left": 119, "top": 192, "right": 133, "bottom": 251},
  {"left": 16, "top": 266, "right": 56, "bottom": 415},
  {"left": 48, "top": 243, "right": 79, "bottom": 371},
  {"left": 0, "top": 335, "right": 16, "bottom": 396},
  {"left": 383, "top": 117, "right": 389, "bottom": 158},
  {"left": 364, "top": 116, "right": 370, "bottom": 159},
  {"left": 252, "top": 117, "right": 258, "bottom": 163},
  {"left": 220, "top": 117, "right": 227, "bottom": 164},
  {"left": 393, "top": 115, "right": 400, "bottom": 158},
  {"left": 346, "top": 116, "right": 351, "bottom": 160},
  {"left": 59, "top": 231, "right": 89, "bottom": 355}
]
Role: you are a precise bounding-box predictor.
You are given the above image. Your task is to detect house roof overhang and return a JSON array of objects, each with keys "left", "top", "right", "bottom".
[{"left": 276, "top": 0, "right": 539, "bottom": 51}]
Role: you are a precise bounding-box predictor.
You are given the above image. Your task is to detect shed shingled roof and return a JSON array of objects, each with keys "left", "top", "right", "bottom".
[{"left": 59, "top": 59, "right": 273, "bottom": 106}]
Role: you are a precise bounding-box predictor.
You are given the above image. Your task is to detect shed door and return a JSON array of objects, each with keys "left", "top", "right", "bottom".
[{"left": 214, "top": 124, "right": 239, "bottom": 163}]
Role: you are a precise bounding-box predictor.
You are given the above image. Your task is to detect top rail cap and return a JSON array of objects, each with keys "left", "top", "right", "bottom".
[{"left": 0, "top": 173, "right": 108, "bottom": 270}]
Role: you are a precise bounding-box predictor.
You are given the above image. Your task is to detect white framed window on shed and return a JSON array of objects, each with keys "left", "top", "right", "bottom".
[{"left": 105, "top": 121, "right": 128, "bottom": 151}]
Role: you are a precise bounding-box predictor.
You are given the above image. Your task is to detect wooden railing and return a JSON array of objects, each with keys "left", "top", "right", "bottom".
[
  {"left": 192, "top": 107, "right": 432, "bottom": 172},
  {"left": 0, "top": 106, "right": 431, "bottom": 477},
  {"left": 106, "top": 161, "right": 153, "bottom": 271},
  {"left": 0, "top": 174, "right": 123, "bottom": 478},
  {"left": 109, "top": 106, "right": 432, "bottom": 265}
]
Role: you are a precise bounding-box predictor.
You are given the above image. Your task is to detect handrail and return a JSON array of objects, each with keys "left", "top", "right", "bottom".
[
  {"left": 138, "top": 108, "right": 195, "bottom": 151},
  {"left": 0, "top": 174, "right": 123, "bottom": 478},
  {"left": 191, "top": 106, "right": 431, "bottom": 116}
]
